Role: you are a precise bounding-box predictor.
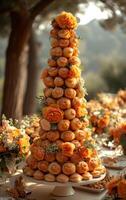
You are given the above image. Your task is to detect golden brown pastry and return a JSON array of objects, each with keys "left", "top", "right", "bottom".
[
  {"left": 88, "top": 158, "right": 100, "bottom": 172},
  {"left": 69, "top": 56, "right": 81, "bottom": 67},
  {"left": 76, "top": 161, "right": 89, "bottom": 174},
  {"left": 82, "top": 172, "right": 92, "bottom": 180},
  {"left": 58, "top": 67, "right": 69, "bottom": 78},
  {"left": 55, "top": 139, "right": 64, "bottom": 149},
  {"left": 58, "top": 29, "right": 71, "bottom": 39},
  {"left": 57, "top": 97, "right": 71, "bottom": 110},
  {"left": 69, "top": 37, "right": 79, "bottom": 48},
  {"left": 44, "top": 88, "right": 53, "bottom": 97},
  {"left": 33, "top": 170, "right": 44, "bottom": 180},
  {"left": 50, "top": 28, "right": 58, "bottom": 38},
  {"left": 56, "top": 174, "right": 69, "bottom": 183},
  {"left": 48, "top": 162, "right": 61, "bottom": 175},
  {"left": 48, "top": 58, "right": 56, "bottom": 67},
  {"left": 70, "top": 152, "right": 82, "bottom": 164},
  {"left": 72, "top": 97, "right": 82, "bottom": 109},
  {"left": 44, "top": 173, "right": 55, "bottom": 182},
  {"left": 64, "top": 108, "right": 76, "bottom": 120},
  {"left": 41, "top": 139, "right": 50, "bottom": 148},
  {"left": 32, "top": 146, "right": 45, "bottom": 161},
  {"left": 72, "top": 140, "right": 81, "bottom": 148},
  {"left": 46, "top": 130, "right": 60, "bottom": 142},
  {"left": 65, "top": 88, "right": 76, "bottom": 99},
  {"left": 61, "top": 142, "right": 75, "bottom": 157},
  {"left": 54, "top": 77, "right": 64, "bottom": 87},
  {"left": 46, "top": 97, "right": 56, "bottom": 106},
  {"left": 43, "top": 76, "right": 54, "bottom": 87},
  {"left": 50, "top": 37, "right": 59, "bottom": 47},
  {"left": 23, "top": 166, "right": 34, "bottom": 177},
  {"left": 40, "top": 119, "right": 51, "bottom": 131},
  {"left": 40, "top": 68, "right": 48, "bottom": 79},
  {"left": 58, "top": 120, "right": 70, "bottom": 132},
  {"left": 91, "top": 170, "right": 101, "bottom": 178},
  {"left": 61, "top": 130, "right": 75, "bottom": 142},
  {"left": 63, "top": 47, "right": 74, "bottom": 58},
  {"left": 38, "top": 161, "right": 49, "bottom": 172},
  {"left": 59, "top": 39, "right": 69, "bottom": 47},
  {"left": 52, "top": 87, "right": 64, "bottom": 98},
  {"left": 62, "top": 162, "right": 76, "bottom": 175},
  {"left": 75, "top": 130, "right": 86, "bottom": 141},
  {"left": 65, "top": 78, "right": 78, "bottom": 88},
  {"left": 70, "top": 118, "right": 82, "bottom": 131},
  {"left": 48, "top": 67, "right": 58, "bottom": 77},
  {"left": 69, "top": 173, "right": 82, "bottom": 182},
  {"left": 50, "top": 47, "right": 62, "bottom": 57},
  {"left": 56, "top": 152, "right": 68, "bottom": 163},
  {"left": 57, "top": 57, "right": 68, "bottom": 67},
  {"left": 45, "top": 152, "right": 55, "bottom": 162}
]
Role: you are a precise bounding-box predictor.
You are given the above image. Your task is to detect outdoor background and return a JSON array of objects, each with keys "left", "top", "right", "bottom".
[{"left": 0, "top": 0, "right": 126, "bottom": 120}]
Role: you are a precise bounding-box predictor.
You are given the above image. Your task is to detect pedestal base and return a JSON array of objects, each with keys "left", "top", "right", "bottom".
[{"left": 52, "top": 186, "right": 75, "bottom": 196}]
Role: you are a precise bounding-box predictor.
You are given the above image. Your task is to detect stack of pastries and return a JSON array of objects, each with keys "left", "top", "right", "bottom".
[{"left": 24, "top": 12, "right": 105, "bottom": 183}]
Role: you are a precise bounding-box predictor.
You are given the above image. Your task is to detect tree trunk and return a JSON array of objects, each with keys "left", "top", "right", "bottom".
[
  {"left": 1, "top": 12, "right": 32, "bottom": 120},
  {"left": 23, "top": 30, "right": 41, "bottom": 115}
]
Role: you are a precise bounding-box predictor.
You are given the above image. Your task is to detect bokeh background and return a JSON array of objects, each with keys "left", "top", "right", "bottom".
[{"left": 0, "top": 0, "right": 126, "bottom": 120}]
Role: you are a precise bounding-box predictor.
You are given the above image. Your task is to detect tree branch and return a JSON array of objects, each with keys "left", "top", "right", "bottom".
[{"left": 30, "top": 0, "right": 55, "bottom": 21}]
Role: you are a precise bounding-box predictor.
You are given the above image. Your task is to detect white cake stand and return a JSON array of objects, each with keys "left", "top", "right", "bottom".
[{"left": 26, "top": 173, "right": 106, "bottom": 197}]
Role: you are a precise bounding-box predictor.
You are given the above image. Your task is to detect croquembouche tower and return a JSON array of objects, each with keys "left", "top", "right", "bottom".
[{"left": 24, "top": 12, "right": 105, "bottom": 183}]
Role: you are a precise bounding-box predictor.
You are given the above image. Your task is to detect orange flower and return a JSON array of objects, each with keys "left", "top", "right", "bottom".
[
  {"left": 78, "top": 146, "right": 90, "bottom": 158},
  {"left": 19, "top": 136, "right": 30, "bottom": 155},
  {"left": 12, "top": 129, "right": 20, "bottom": 138},
  {"left": 98, "top": 115, "right": 110, "bottom": 128},
  {"left": 43, "top": 105, "right": 64, "bottom": 123},
  {"left": 68, "top": 65, "right": 81, "bottom": 78},
  {"left": 55, "top": 11, "right": 78, "bottom": 29}
]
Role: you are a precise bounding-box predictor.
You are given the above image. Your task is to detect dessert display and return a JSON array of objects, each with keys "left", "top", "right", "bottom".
[{"left": 24, "top": 11, "right": 105, "bottom": 183}]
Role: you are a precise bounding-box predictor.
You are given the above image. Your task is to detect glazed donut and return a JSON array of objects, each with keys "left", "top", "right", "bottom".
[
  {"left": 62, "top": 162, "right": 76, "bottom": 175},
  {"left": 63, "top": 47, "right": 74, "bottom": 58},
  {"left": 54, "top": 77, "right": 64, "bottom": 87},
  {"left": 59, "top": 39, "right": 69, "bottom": 47},
  {"left": 50, "top": 47, "right": 62, "bottom": 57},
  {"left": 56, "top": 152, "right": 68, "bottom": 163},
  {"left": 58, "top": 29, "right": 71, "bottom": 39},
  {"left": 69, "top": 173, "right": 82, "bottom": 183},
  {"left": 23, "top": 166, "right": 34, "bottom": 177},
  {"left": 58, "top": 120, "right": 70, "bottom": 132},
  {"left": 46, "top": 131, "right": 60, "bottom": 142},
  {"left": 65, "top": 88, "right": 76, "bottom": 99},
  {"left": 44, "top": 173, "right": 55, "bottom": 182},
  {"left": 58, "top": 67, "right": 69, "bottom": 78},
  {"left": 38, "top": 161, "right": 49, "bottom": 172},
  {"left": 61, "top": 142, "right": 75, "bottom": 157},
  {"left": 57, "top": 97, "right": 71, "bottom": 110},
  {"left": 40, "top": 119, "right": 51, "bottom": 131},
  {"left": 65, "top": 78, "right": 78, "bottom": 88},
  {"left": 64, "top": 108, "right": 76, "bottom": 120},
  {"left": 33, "top": 170, "right": 44, "bottom": 180},
  {"left": 48, "top": 58, "right": 56, "bottom": 67},
  {"left": 76, "top": 161, "right": 89, "bottom": 174},
  {"left": 50, "top": 37, "right": 59, "bottom": 47},
  {"left": 43, "top": 76, "right": 54, "bottom": 87},
  {"left": 82, "top": 172, "right": 93, "bottom": 180},
  {"left": 44, "top": 152, "right": 55, "bottom": 163},
  {"left": 70, "top": 118, "right": 82, "bottom": 131},
  {"left": 44, "top": 88, "right": 53, "bottom": 97},
  {"left": 52, "top": 87, "right": 64, "bottom": 98},
  {"left": 57, "top": 57, "right": 68, "bottom": 67},
  {"left": 61, "top": 131, "right": 75, "bottom": 142},
  {"left": 48, "top": 162, "right": 61, "bottom": 175},
  {"left": 48, "top": 67, "right": 58, "bottom": 77},
  {"left": 56, "top": 174, "right": 69, "bottom": 183}
]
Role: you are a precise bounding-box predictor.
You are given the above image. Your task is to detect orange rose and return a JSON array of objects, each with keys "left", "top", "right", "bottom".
[
  {"left": 55, "top": 12, "right": 78, "bottom": 29},
  {"left": 68, "top": 65, "right": 81, "bottom": 78},
  {"left": 43, "top": 106, "right": 64, "bottom": 123}
]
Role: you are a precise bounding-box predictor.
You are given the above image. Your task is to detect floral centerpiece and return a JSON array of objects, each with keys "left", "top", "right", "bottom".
[{"left": 0, "top": 116, "right": 30, "bottom": 175}]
